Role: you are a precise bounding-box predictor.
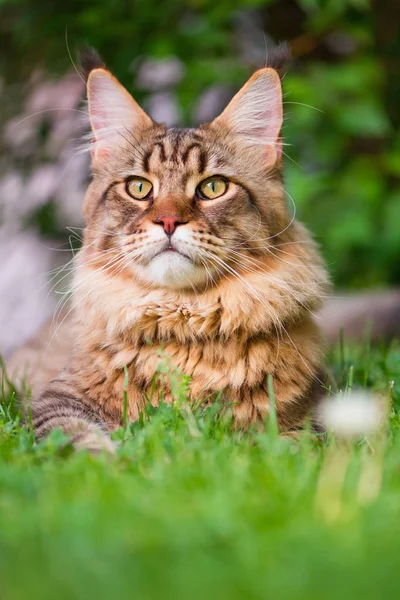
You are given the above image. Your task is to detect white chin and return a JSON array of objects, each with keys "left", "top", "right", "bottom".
[{"left": 138, "top": 252, "right": 207, "bottom": 289}]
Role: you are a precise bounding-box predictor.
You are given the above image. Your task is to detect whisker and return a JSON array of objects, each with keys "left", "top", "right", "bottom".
[
  {"left": 118, "top": 130, "right": 146, "bottom": 164},
  {"left": 67, "top": 225, "right": 128, "bottom": 238},
  {"left": 10, "top": 108, "right": 88, "bottom": 129},
  {"left": 283, "top": 101, "right": 324, "bottom": 113},
  {"left": 234, "top": 190, "right": 297, "bottom": 249},
  {"left": 214, "top": 251, "right": 321, "bottom": 319},
  {"left": 122, "top": 126, "right": 147, "bottom": 158},
  {"left": 48, "top": 248, "right": 137, "bottom": 348},
  {"left": 225, "top": 244, "right": 325, "bottom": 271},
  {"left": 46, "top": 245, "right": 121, "bottom": 300},
  {"left": 222, "top": 247, "right": 327, "bottom": 284},
  {"left": 201, "top": 249, "right": 324, "bottom": 385},
  {"left": 65, "top": 27, "right": 86, "bottom": 86}
]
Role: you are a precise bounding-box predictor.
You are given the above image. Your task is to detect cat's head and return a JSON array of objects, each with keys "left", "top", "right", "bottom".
[{"left": 81, "top": 45, "right": 290, "bottom": 290}]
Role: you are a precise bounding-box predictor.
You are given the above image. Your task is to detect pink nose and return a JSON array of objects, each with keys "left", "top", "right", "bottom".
[{"left": 154, "top": 216, "right": 186, "bottom": 236}]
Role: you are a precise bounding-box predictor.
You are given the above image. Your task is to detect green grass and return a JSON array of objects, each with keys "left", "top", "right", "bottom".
[{"left": 1, "top": 339, "right": 400, "bottom": 600}]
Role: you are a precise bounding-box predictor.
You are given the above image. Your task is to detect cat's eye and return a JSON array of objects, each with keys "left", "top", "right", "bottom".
[
  {"left": 198, "top": 176, "right": 228, "bottom": 200},
  {"left": 126, "top": 177, "right": 153, "bottom": 200}
]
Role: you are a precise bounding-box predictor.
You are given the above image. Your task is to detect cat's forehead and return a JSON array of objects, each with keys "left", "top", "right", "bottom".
[{"left": 137, "top": 126, "right": 226, "bottom": 175}]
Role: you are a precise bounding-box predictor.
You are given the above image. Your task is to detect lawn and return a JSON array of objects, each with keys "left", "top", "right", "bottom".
[{"left": 1, "top": 338, "right": 400, "bottom": 600}]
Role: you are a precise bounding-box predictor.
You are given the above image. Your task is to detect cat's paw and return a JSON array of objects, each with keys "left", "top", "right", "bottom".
[{"left": 69, "top": 423, "right": 116, "bottom": 455}]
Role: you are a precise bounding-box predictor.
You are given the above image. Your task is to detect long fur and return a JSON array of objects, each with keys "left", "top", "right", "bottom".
[
  {"left": 78, "top": 47, "right": 106, "bottom": 81},
  {"left": 265, "top": 42, "right": 291, "bottom": 78},
  {"left": 13, "top": 46, "right": 329, "bottom": 451}
]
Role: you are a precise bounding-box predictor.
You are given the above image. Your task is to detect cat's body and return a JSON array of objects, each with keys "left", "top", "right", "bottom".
[{"left": 13, "top": 46, "right": 330, "bottom": 450}]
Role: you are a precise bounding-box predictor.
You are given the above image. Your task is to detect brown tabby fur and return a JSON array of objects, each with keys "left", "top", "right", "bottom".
[{"left": 12, "top": 45, "right": 329, "bottom": 451}]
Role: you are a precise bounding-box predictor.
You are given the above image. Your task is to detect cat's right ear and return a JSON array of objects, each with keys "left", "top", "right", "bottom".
[
  {"left": 212, "top": 68, "right": 283, "bottom": 167},
  {"left": 82, "top": 51, "right": 152, "bottom": 164}
]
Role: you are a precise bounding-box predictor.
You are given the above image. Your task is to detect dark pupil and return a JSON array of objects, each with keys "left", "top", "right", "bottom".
[
  {"left": 211, "top": 181, "right": 215, "bottom": 192},
  {"left": 138, "top": 181, "right": 143, "bottom": 193}
]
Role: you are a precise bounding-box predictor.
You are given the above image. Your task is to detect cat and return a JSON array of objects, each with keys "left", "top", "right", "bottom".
[{"left": 20, "top": 44, "right": 330, "bottom": 452}]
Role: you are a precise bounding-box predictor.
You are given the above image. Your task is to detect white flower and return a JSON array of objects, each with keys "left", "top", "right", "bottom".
[{"left": 319, "top": 391, "right": 385, "bottom": 438}]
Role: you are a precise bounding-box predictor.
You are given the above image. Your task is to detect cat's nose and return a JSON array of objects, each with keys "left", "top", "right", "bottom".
[{"left": 153, "top": 215, "right": 187, "bottom": 236}]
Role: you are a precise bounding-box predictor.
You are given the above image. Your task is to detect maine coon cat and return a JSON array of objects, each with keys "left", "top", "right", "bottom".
[{"left": 27, "top": 44, "right": 329, "bottom": 451}]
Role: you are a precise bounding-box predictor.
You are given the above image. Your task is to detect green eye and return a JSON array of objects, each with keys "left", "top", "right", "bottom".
[
  {"left": 198, "top": 177, "right": 228, "bottom": 200},
  {"left": 126, "top": 177, "right": 153, "bottom": 200}
]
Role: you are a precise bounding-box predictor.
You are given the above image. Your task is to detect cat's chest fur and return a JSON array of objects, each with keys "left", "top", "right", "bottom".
[{"left": 71, "top": 244, "right": 325, "bottom": 427}]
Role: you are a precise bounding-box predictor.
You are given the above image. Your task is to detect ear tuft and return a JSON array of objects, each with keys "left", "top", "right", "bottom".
[
  {"left": 264, "top": 42, "right": 291, "bottom": 79},
  {"left": 79, "top": 46, "right": 106, "bottom": 82}
]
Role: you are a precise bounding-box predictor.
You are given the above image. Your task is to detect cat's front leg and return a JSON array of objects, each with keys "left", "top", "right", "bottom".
[{"left": 31, "top": 378, "right": 115, "bottom": 454}]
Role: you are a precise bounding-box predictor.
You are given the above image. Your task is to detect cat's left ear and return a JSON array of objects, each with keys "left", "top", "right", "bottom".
[{"left": 212, "top": 67, "right": 283, "bottom": 167}]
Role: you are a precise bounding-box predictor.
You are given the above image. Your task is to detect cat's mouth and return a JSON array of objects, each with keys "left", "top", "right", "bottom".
[
  {"left": 136, "top": 239, "right": 209, "bottom": 288},
  {"left": 156, "top": 242, "right": 190, "bottom": 260}
]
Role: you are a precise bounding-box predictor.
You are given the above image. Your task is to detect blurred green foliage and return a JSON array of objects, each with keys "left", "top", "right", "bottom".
[
  {"left": 0, "top": 0, "right": 399, "bottom": 288},
  {"left": 1, "top": 340, "right": 400, "bottom": 600}
]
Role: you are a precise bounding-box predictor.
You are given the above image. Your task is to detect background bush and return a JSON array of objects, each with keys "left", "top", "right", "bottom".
[{"left": 0, "top": 0, "right": 399, "bottom": 289}]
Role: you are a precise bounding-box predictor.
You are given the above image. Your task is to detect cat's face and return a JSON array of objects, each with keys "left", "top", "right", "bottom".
[{"left": 83, "top": 60, "right": 288, "bottom": 290}]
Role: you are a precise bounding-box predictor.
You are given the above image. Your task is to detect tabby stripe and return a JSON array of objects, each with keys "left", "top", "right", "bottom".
[
  {"left": 240, "top": 183, "right": 257, "bottom": 207},
  {"left": 69, "top": 430, "right": 95, "bottom": 446},
  {"left": 99, "top": 180, "right": 121, "bottom": 204},
  {"left": 34, "top": 416, "right": 76, "bottom": 437},
  {"left": 35, "top": 397, "right": 103, "bottom": 423},
  {"left": 32, "top": 407, "right": 89, "bottom": 429},
  {"left": 31, "top": 382, "right": 106, "bottom": 440},
  {"left": 181, "top": 143, "right": 208, "bottom": 173},
  {"left": 33, "top": 412, "right": 82, "bottom": 433},
  {"left": 188, "top": 131, "right": 203, "bottom": 142},
  {"left": 142, "top": 149, "right": 153, "bottom": 172},
  {"left": 170, "top": 131, "right": 183, "bottom": 163},
  {"left": 35, "top": 416, "right": 89, "bottom": 439},
  {"left": 39, "top": 390, "right": 81, "bottom": 403},
  {"left": 33, "top": 406, "right": 106, "bottom": 439},
  {"left": 154, "top": 142, "right": 167, "bottom": 162},
  {"left": 198, "top": 149, "right": 208, "bottom": 173}
]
